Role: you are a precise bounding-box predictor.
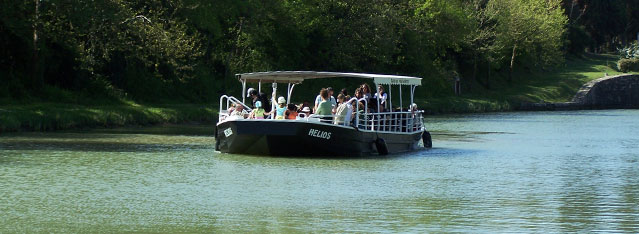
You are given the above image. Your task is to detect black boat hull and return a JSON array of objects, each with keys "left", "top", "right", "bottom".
[{"left": 215, "top": 120, "right": 424, "bottom": 157}]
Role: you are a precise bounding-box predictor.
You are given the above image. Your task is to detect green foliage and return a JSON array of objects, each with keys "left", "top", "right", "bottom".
[
  {"left": 618, "top": 42, "right": 639, "bottom": 59},
  {"left": 2, "top": 0, "right": 636, "bottom": 110},
  {"left": 419, "top": 53, "right": 625, "bottom": 113},
  {"left": 565, "top": 24, "right": 591, "bottom": 55},
  {"left": 617, "top": 58, "right": 639, "bottom": 72},
  {"left": 564, "top": 0, "right": 639, "bottom": 53},
  {"left": 487, "top": 0, "right": 567, "bottom": 68},
  {"left": 1, "top": 0, "right": 205, "bottom": 101}
]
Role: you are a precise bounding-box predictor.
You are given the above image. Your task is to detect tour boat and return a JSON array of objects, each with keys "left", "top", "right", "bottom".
[{"left": 215, "top": 71, "right": 432, "bottom": 156}]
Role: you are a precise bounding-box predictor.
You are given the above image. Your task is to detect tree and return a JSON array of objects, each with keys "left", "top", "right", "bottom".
[{"left": 487, "top": 0, "right": 567, "bottom": 82}]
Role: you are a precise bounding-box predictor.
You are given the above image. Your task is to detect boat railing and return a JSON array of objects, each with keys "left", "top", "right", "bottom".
[
  {"left": 350, "top": 97, "right": 368, "bottom": 128},
  {"left": 219, "top": 95, "right": 253, "bottom": 122},
  {"left": 306, "top": 114, "right": 334, "bottom": 124},
  {"left": 218, "top": 95, "right": 424, "bottom": 133},
  {"left": 357, "top": 111, "right": 424, "bottom": 133},
  {"left": 308, "top": 97, "right": 422, "bottom": 133}
]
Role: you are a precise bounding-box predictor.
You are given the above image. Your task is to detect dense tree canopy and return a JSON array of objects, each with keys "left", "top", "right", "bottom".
[{"left": 0, "top": 0, "right": 636, "bottom": 102}]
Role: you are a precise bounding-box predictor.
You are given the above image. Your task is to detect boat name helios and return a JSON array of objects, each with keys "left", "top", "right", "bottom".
[{"left": 308, "top": 128, "right": 332, "bottom": 140}]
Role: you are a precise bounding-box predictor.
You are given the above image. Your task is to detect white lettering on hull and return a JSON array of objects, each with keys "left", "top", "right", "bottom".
[{"left": 308, "top": 128, "right": 332, "bottom": 140}]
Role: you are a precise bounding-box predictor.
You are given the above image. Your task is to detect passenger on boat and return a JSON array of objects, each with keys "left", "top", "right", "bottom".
[
  {"left": 375, "top": 85, "right": 388, "bottom": 112},
  {"left": 298, "top": 106, "right": 311, "bottom": 119},
  {"left": 285, "top": 103, "right": 298, "bottom": 119},
  {"left": 333, "top": 94, "right": 353, "bottom": 126},
  {"left": 270, "top": 96, "right": 287, "bottom": 120},
  {"left": 411, "top": 103, "right": 418, "bottom": 115},
  {"left": 229, "top": 104, "right": 246, "bottom": 119},
  {"left": 298, "top": 101, "right": 311, "bottom": 114},
  {"left": 354, "top": 87, "right": 363, "bottom": 99},
  {"left": 340, "top": 88, "right": 348, "bottom": 97},
  {"left": 344, "top": 95, "right": 355, "bottom": 122},
  {"left": 352, "top": 89, "right": 367, "bottom": 128},
  {"left": 315, "top": 88, "right": 333, "bottom": 122},
  {"left": 407, "top": 103, "right": 419, "bottom": 132},
  {"left": 361, "top": 83, "right": 373, "bottom": 99},
  {"left": 314, "top": 87, "right": 336, "bottom": 113},
  {"left": 354, "top": 88, "right": 365, "bottom": 111},
  {"left": 248, "top": 101, "right": 266, "bottom": 119},
  {"left": 227, "top": 103, "right": 236, "bottom": 115},
  {"left": 248, "top": 88, "right": 271, "bottom": 113}
]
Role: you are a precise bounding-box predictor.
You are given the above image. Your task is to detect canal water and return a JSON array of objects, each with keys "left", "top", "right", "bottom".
[{"left": 1, "top": 110, "right": 638, "bottom": 232}]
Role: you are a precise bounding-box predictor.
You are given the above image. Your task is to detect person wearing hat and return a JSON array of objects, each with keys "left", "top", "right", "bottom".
[
  {"left": 298, "top": 106, "right": 311, "bottom": 119},
  {"left": 247, "top": 88, "right": 271, "bottom": 113},
  {"left": 272, "top": 96, "right": 287, "bottom": 120}
]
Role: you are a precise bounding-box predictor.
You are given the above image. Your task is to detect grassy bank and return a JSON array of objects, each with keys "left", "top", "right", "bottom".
[
  {"left": 0, "top": 54, "right": 632, "bottom": 132},
  {"left": 418, "top": 53, "right": 629, "bottom": 113},
  {"left": 0, "top": 102, "right": 217, "bottom": 132}
]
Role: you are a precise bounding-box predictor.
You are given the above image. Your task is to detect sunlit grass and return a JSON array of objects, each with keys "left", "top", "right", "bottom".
[{"left": 419, "top": 53, "right": 637, "bottom": 113}]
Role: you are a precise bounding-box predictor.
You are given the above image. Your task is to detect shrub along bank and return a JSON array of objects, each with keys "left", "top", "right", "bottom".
[{"left": 618, "top": 58, "right": 639, "bottom": 72}]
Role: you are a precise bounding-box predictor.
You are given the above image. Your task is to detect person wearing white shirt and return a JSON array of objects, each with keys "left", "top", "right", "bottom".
[
  {"left": 374, "top": 85, "right": 388, "bottom": 112},
  {"left": 333, "top": 94, "right": 353, "bottom": 126}
]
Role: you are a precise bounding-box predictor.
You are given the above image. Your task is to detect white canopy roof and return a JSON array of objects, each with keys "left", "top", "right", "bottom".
[{"left": 236, "top": 71, "right": 422, "bottom": 86}]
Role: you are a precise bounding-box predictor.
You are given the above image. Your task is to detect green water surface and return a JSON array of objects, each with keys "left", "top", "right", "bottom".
[{"left": 1, "top": 110, "right": 638, "bottom": 232}]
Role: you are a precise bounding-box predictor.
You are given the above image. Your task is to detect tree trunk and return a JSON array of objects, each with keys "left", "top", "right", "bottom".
[
  {"left": 486, "top": 60, "right": 491, "bottom": 89},
  {"left": 568, "top": 0, "right": 574, "bottom": 21},
  {"left": 473, "top": 54, "right": 480, "bottom": 86},
  {"left": 472, "top": 55, "right": 477, "bottom": 80},
  {"left": 31, "top": 0, "right": 41, "bottom": 90},
  {"left": 474, "top": 54, "right": 488, "bottom": 89},
  {"left": 508, "top": 44, "right": 516, "bottom": 83}
]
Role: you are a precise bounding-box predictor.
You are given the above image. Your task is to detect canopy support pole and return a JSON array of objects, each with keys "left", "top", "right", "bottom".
[
  {"left": 241, "top": 80, "right": 247, "bottom": 103},
  {"left": 271, "top": 83, "right": 277, "bottom": 119},
  {"left": 399, "top": 85, "right": 403, "bottom": 111},
  {"left": 376, "top": 85, "right": 381, "bottom": 113},
  {"left": 389, "top": 85, "right": 393, "bottom": 110},
  {"left": 287, "top": 83, "right": 296, "bottom": 105},
  {"left": 410, "top": 85, "right": 415, "bottom": 105},
  {"left": 286, "top": 83, "right": 291, "bottom": 104}
]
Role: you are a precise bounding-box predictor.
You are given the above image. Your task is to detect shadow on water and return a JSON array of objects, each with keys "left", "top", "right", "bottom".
[
  {"left": 0, "top": 124, "right": 216, "bottom": 154},
  {"left": 0, "top": 123, "right": 488, "bottom": 160},
  {"left": 213, "top": 146, "right": 483, "bottom": 165},
  {"left": 209, "top": 129, "right": 489, "bottom": 163},
  {"left": 431, "top": 130, "right": 513, "bottom": 143},
  {"left": 72, "top": 123, "right": 216, "bottom": 136},
  {"left": 0, "top": 141, "right": 213, "bottom": 153}
]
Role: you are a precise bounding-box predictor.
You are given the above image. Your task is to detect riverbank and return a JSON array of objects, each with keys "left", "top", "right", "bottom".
[
  {"left": 0, "top": 54, "right": 629, "bottom": 132},
  {"left": 419, "top": 53, "right": 628, "bottom": 113}
]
